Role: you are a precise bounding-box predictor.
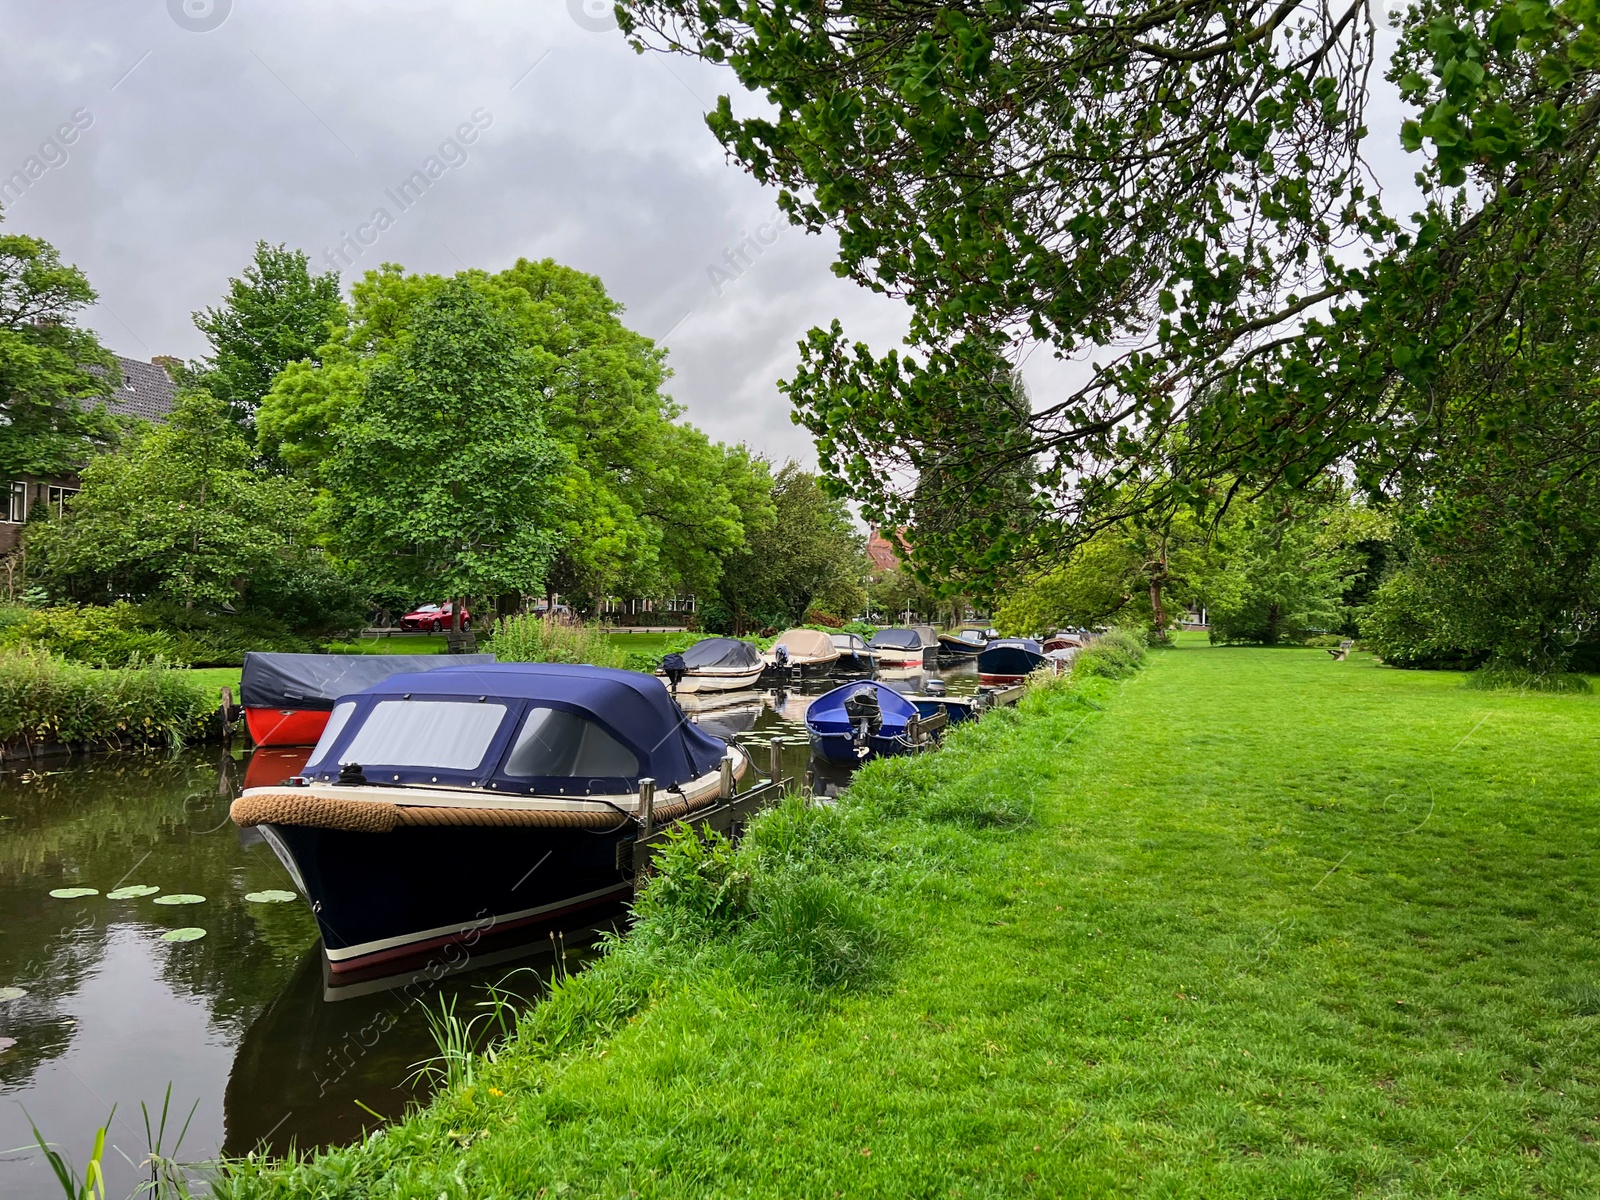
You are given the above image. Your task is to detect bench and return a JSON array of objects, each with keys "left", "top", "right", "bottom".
[{"left": 1327, "top": 639, "right": 1355, "bottom": 661}]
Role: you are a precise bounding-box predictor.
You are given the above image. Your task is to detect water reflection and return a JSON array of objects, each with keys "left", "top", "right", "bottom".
[{"left": 0, "top": 659, "right": 980, "bottom": 1199}]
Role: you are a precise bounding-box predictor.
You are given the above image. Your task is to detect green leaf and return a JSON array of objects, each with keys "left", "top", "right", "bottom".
[
  {"left": 243, "top": 889, "right": 299, "bottom": 903},
  {"left": 159, "top": 927, "right": 207, "bottom": 943},
  {"left": 48, "top": 887, "right": 99, "bottom": 899},
  {"left": 152, "top": 893, "right": 206, "bottom": 906},
  {"left": 106, "top": 885, "right": 160, "bottom": 900}
]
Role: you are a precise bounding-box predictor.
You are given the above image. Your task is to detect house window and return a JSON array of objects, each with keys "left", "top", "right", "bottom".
[
  {"left": 45, "top": 486, "right": 77, "bottom": 516},
  {"left": 5, "top": 482, "right": 24, "bottom": 523}
]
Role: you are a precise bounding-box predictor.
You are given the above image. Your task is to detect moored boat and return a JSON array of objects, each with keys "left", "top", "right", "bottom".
[
  {"left": 763, "top": 628, "right": 841, "bottom": 674},
  {"left": 937, "top": 629, "right": 988, "bottom": 657},
  {"left": 867, "top": 627, "right": 929, "bottom": 667},
  {"left": 240, "top": 651, "right": 497, "bottom": 747},
  {"left": 827, "top": 631, "right": 876, "bottom": 673},
  {"left": 230, "top": 663, "right": 750, "bottom": 976},
  {"left": 977, "top": 637, "right": 1048, "bottom": 684},
  {"left": 805, "top": 680, "right": 922, "bottom": 763},
  {"left": 656, "top": 636, "right": 764, "bottom": 693}
]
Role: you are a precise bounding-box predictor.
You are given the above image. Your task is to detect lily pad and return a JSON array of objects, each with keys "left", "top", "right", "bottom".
[
  {"left": 0, "top": 987, "right": 26, "bottom": 1002},
  {"left": 48, "top": 887, "right": 98, "bottom": 899},
  {"left": 107, "top": 885, "right": 160, "bottom": 900},
  {"left": 152, "top": 893, "right": 205, "bottom": 906},
  {"left": 0, "top": 1037, "right": 15, "bottom": 1052},
  {"left": 159, "top": 927, "right": 207, "bottom": 943},
  {"left": 243, "top": 889, "right": 298, "bottom": 903}
]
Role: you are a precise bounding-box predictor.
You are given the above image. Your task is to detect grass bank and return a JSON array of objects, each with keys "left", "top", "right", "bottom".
[{"left": 222, "top": 643, "right": 1600, "bottom": 1197}]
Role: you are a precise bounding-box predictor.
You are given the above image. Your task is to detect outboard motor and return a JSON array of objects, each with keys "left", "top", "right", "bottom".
[
  {"left": 773, "top": 644, "right": 790, "bottom": 670},
  {"left": 661, "top": 652, "right": 688, "bottom": 694},
  {"left": 843, "top": 687, "right": 883, "bottom": 751}
]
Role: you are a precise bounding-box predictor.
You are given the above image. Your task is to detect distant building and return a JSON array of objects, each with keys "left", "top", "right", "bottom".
[
  {"left": 0, "top": 355, "right": 180, "bottom": 554},
  {"left": 865, "top": 524, "right": 906, "bottom": 576}
]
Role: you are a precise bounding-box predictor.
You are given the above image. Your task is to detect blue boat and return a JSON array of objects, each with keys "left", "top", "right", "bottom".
[
  {"left": 977, "top": 637, "right": 1047, "bottom": 683},
  {"left": 805, "top": 680, "right": 923, "bottom": 763},
  {"left": 231, "top": 663, "right": 748, "bottom": 976}
]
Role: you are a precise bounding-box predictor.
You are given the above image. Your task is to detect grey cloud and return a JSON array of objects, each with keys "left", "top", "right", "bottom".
[{"left": 0, "top": 0, "right": 908, "bottom": 467}]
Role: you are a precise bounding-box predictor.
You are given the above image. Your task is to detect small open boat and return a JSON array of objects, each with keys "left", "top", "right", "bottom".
[
  {"left": 937, "top": 629, "right": 987, "bottom": 657},
  {"left": 805, "top": 680, "right": 923, "bottom": 763},
  {"left": 763, "top": 628, "right": 841, "bottom": 674},
  {"left": 868, "top": 627, "right": 932, "bottom": 667},
  {"left": 656, "top": 636, "right": 764, "bottom": 693},
  {"left": 240, "top": 651, "right": 497, "bottom": 747},
  {"left": 1043, "top": 633, "right": 1087, "bottom": 653},
  {"left": 230, "top": 663, "right": 749, "bottom": 976},
  {"left": 977, "top": 637, "right": 1047, "bottom": 684}
]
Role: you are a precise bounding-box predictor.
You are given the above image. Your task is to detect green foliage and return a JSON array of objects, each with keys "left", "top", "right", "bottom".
[
  {"left": 1362, "top": 570, "right": 1484, "bottom": 670},
  {"left": 713, "top": 463, "right": 868, "bottom": 633},
  {"left": 1071, "top": 629, "right": 1147, "bottom": 681},
  {"left": 1203, "top": 497, "right": 1368, "bottom": 646},
  {"left": 325, "top": 279, "right": 564, "bottom": 605},
  {"left": 259, "top": 260, "right": 770, "bottom": 607},
  {"left": 0, "top": 601, "right": 317, "bottom": 667},
  {"left": 191, "top": 240, "right": 344, "bottom": 436},
  {"left": 0, "top": 230, "right": 120, "bottom": 480},
  {"left": 0, "top": 649, "right": 214, "bottom": 748},
  {"left": 26, "top": 391, "right": 359, "bottom": 630},
  {"left": 487, "top": 614, "right": 626, "bottom": 669},
  {"left": 631, "top": 827, "right": 752, "bottom": 941}
]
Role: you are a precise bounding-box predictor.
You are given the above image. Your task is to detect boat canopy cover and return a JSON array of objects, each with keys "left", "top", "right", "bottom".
[
  {"left": 240, "top": 652, "right": 497, "bottom": 711},
  {"left": 680, "top": 637, "right": 762, "bottom": 670},
  {"left": 829, "top": 632, "right": 868, "bottom": 651},
  {"left": 868, "top": 627, "right": 923, "bottom": 650},
  {"left": 771, "top": 629, "right": 837, "bottom": 659},
  {"left": 301, "top": 662, "right": 727, "bottom": 792},
  {"left": 988, "top": 637, "right": 1044, "bottom": 652},
  {"left": 912, "top": 625, "right": 940, "bottom": 647}
]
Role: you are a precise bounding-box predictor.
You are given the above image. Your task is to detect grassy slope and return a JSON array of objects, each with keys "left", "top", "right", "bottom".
[{"left": 226, "top": 645, "right": 1600, "bottom": 1198}]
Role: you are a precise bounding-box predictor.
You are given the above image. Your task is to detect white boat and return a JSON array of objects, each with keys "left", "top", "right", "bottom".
[{"left": 656, "top": 637, "right": 765, "bottom": 693}]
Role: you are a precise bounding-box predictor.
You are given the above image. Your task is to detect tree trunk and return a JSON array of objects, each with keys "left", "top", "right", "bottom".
[
  {"left": 1148, "top": 575, "right": 1167, "bottom": 635},
  {"left": 453, "top": 595, "right": 465, "bottom": 633}
]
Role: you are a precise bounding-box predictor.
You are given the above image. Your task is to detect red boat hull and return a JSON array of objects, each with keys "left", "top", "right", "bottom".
[
  {"left": 244, "top": 706, "right": 331, "bottom": 748},
  {"left": 978, "top": 672, "right": 1027, "bottom": 686}
]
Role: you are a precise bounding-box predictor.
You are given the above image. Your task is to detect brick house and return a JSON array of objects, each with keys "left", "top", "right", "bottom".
[
  {"left": 865, "top": 524, "right": 906, "bottom": 576},
  {"left": 0, "top": 355, "right": 180, "bottom": 555}
]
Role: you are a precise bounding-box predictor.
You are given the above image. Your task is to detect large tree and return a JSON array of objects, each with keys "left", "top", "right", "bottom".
[
  {"left": 712, "top": 463, "right": 867, "bottom": 632},
  {"left": 26, "top": 390, "right": 338, "bottom": 614},
  {"left": 623, "top": 1, "right": 1600, "bottom": 603},
  {"left": 0, "top": 229, "right": 118, "bottom": 480},
  {"left": 192, "top": 240, "right": 343, "bottom": 436},
  {"left": 322, "top": 278, "right": 565, "bottom": 621},
  {"left": 259, "top": 259, "right": 770, "bottom": 608}
]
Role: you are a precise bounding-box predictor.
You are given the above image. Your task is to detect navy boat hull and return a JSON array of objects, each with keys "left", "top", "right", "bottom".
[
  {"left": 976, "top": 642, "right": 1047, "bottom": 684},
  {"left": 261, "top": 820, "right": 633, "bottom": 976}
]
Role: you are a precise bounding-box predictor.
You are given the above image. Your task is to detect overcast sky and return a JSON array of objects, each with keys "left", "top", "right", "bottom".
[
  {"left": 2, "top": 2, "right": 1426, "bottom": 467},
  {"left": 0, "top": 0, "right": 919, "bottom": 466}
]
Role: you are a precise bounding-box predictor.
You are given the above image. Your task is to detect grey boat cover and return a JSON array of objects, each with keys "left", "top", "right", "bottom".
[
  {"left": 869, "top": 628, "right": 923, "bottom": 650},
  {"left": 241, "top": 651, "right": 497, "bottom": 711},
  {"left": 681, "top": 637, "right": 763, "bottom": 669}
]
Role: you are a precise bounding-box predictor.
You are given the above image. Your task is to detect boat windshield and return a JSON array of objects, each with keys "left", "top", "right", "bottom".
[
  {"left": 337, "top": 699, "right": 508, "bottom": 770},
  {"left": 502, "top": 706, "right": 639, "bottom": 779},
  {"left": 308, "top": 700, "right": 357, "bottom": 764}
]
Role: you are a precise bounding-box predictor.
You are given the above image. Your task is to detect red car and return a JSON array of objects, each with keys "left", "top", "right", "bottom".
[{"left": 398, "top": 602, "right": 471, "bottom": 632}]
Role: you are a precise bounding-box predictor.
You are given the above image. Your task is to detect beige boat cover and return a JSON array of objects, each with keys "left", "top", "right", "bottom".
[{"left": 769, "top": 628, "right": 839, "bottom": 662}]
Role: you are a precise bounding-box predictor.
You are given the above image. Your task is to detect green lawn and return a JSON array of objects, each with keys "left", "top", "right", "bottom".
[{"left": 223, "top": 644, "right": 1600, "bottom": 1198}]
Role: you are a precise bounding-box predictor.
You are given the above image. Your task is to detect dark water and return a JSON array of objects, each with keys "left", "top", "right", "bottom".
[{"left": 0, "top": 662, "right": 977, "bottom": 1198}]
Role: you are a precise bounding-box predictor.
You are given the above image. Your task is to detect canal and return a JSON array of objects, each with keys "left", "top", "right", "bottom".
[{"left": 0, "top": 661, "right": 979, "bottom": 1198}]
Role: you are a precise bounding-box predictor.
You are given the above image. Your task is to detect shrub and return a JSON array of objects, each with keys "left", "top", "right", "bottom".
[
  {"left": 1072, "top": 628, "right": 1147, "bottom": 680},
  {"left": 1462, "top": 664, "right": 1593, "bottom": 694},
  {"left": 487, "top": 614, "right": 626, "bottom": 668},
  {"left": 0, "top": 601, "right": 315, "bottom": 667},
  {"left": 1361, "top": 570, "right": 1486, "bottom": 669},
  {"left": 0, "top": 649, "right": 215, "bottom": 749}
]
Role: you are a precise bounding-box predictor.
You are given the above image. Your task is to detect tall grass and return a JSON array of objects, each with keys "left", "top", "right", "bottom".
[
  {"left": 0, "top": 650, "right": 216, "bottom": 750},
  {"left": 486, "top": 614, "right": 627, "bottom": 669},
  {"left": 1069, "top": 627, "right": 1147, "bottom": 680}
]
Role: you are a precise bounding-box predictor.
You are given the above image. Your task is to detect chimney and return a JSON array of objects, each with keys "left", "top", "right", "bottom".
[{"left": 151, "top": 355, "right": 183, "bottom": 379}]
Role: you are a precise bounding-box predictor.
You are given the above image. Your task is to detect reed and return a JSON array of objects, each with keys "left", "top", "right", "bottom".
[
  {"left": 486, "top": 614, "right": 626, "bottom": 669},
  {"left": 0, "top": 649, "right": 215, "bottom": 751}
]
